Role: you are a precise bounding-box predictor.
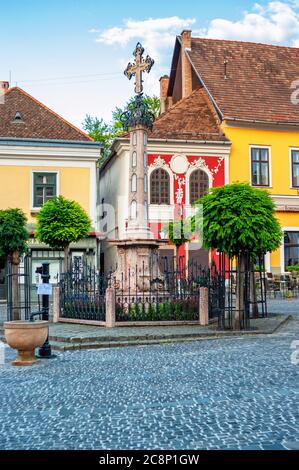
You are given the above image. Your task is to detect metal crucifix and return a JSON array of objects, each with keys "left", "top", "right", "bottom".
[{"left": 124, "top": 42, "right": 154, "bottom": 95}]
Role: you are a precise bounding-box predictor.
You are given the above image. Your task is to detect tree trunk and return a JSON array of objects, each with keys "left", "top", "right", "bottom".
[
  {"left": 11, "top": 251, "right": 20, "bottom": 321},
  {"left": 63, "top": 245, "right": 69, "bottom": 273},
  {"left": 175, "top": 245, "right": 178, "bottom": 271},
  {"left": 250, "top": 263, "right": 259, "bottom": 319},
  {"left": 235, "top": 253, "right": 246, "bottom": 330}
]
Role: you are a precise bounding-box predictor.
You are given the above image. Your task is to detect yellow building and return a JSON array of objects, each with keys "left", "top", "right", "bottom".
[
  {"left": 0, "top": 83, "right": 101, "bottom": 299},
  {"left": 160, "top": 31, "right": 299, "bottom": 273}
]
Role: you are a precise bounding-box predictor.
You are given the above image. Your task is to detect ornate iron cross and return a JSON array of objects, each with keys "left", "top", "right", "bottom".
[{"left": 124, "top": 42, "right": 154, "bottom": 95}]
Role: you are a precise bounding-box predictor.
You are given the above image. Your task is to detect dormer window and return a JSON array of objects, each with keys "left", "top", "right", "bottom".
[{"left": 12, "top": 111, "right": 23, "bottom": 123}]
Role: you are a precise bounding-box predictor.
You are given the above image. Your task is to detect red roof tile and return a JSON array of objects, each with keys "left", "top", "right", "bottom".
[
  {"left": 189, "top": 38, "right": 299, "bottom": 124},
  {"left": 0, "top": 87, "right": 92, "bottom": 141},
  {"left": 149, "top": 88, "right": 228, "bottom": 141}
]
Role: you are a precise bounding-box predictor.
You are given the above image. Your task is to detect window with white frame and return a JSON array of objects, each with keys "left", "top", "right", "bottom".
[
  {"left": 251, "top": 147, "right": 270, "bottom": 187},
  {"left": 33, "top": 172, "right": 57, "bottom": 208},
  {"left": 189, "top": 169, "right": 209, "bottom": 204},
  {"left": 291, "top": 150, "right": 299, "bottom": 188}
]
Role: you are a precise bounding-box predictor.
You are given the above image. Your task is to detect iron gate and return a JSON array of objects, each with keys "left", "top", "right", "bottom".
[
  {"left": 209, "top": 252, "right": 267, "bottom": 330},
  {"left": 7, "top": 255, "right": 31, "bottom": 321},
  {"left": 60, "top": 259, "right": 108, "bottom": 321}
]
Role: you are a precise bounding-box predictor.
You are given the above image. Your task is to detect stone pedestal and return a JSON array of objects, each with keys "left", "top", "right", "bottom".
[{"left": 111, "top": 239, "right": 166, "bottom": 292}]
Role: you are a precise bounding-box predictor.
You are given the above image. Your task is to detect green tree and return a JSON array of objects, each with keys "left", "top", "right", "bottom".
[
  {"left": 0, "top": 209, "right": 29, "bottom": 320},
  {"left": 82, "top": 95, "right": 160, "bottom": 164},
  {"left": 165, "top": 217, "right": 193, "bottom": 267},
  {"left": 35, "top": 196, "right": 91, "bottom": 272},
  {"left": 196, "top": 183, "right": 282, "bottom": 329},
  {"left": 82, "top": 115, "right": 115, "bottom": 164}
]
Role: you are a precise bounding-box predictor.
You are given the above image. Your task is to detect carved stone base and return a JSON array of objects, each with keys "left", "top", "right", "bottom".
[{"left": 110, "top": 239, "right": 167, "bottom": 292}]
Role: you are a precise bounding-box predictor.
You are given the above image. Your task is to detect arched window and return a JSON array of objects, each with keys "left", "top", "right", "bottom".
[
  {"left": 132, "top": 132, "right": 137, "bottom": 146},
  {"left": 143, "top": 152, "right": 147, "bottom": 168},
  {"left": 150, "top": 168, "right": 170, "bottom": 205},
  {"left": 131, "top": 174, "right": 137, "bottom": 192},
  {"left": 189, "top": 169, "right": 209, "bottom": 204},
  {"left": 144, "top": 174, "right": 147, "bottom": 193},
  {"left": 130, "top": 200, "right": 137, "bottom": 220},
  {"left": 132, "top": 151, "right": 137, "bottom": 168}
]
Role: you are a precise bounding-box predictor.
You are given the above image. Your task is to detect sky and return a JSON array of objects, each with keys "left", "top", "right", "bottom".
[{"left": 1, "top": 0, "right": 299, "bottom": 129}]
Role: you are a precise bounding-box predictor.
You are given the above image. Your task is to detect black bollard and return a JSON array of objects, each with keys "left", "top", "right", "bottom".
[{"left": 36, "top": 262, "right": 56, "bottom": 359}]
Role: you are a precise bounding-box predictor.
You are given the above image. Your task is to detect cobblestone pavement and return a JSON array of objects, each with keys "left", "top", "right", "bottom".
[
  {"left": 0, "top": 304, "right": 6, "bottom": 324},
  {"left": 267, "top": 299, "right": 299, "bottom": 316},
  {"left": 0, "top": 317, "right": 299, "bottom": 450}
]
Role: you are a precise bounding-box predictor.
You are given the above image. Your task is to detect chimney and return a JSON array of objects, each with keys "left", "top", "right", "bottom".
[
  {"left": 0, "top": 81, "right": 9, "bottom": 104},
  {"left": 181, "top": 30, "right": 192, "bottom": 98},
  {"left": 159, "top": 75, "right": 170, "bottom": 114},
  {"left": 0, "top": 81, "right": 9, "bottom": 93}
]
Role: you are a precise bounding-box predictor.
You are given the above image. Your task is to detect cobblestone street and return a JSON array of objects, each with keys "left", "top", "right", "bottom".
[{"left": 0, "top": 316, "right": 298, "bottom": 450}]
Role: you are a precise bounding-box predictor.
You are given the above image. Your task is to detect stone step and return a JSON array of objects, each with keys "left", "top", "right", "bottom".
[
  {"left": 48, "top": 331, "right": 215, "bottom": 344},
  {"left": 49, "top": 335, "right": 221, "bottom": 352}
]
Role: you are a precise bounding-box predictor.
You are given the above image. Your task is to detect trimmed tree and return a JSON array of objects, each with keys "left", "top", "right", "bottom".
[
  {"left": 166, "top": 217, "right": 193, "bottom": 270},
  {"left": 35, "top": 196, "right": 91, "bottom": 272},
  {"left": 197, "top": 183, "right": 282, "bottom": 329},
  {"left": 0, "top": 209, "right": 29, "bottom": 320}
]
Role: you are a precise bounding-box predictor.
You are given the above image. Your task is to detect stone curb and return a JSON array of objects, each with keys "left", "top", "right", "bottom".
[
  {"left": 48, "top": 315, "right": 293, "bottom": 352},
  {"left": 0, "top": 315, "right": 293, "bottom": 352}
]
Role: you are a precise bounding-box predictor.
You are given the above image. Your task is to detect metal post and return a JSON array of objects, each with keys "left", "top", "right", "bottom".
[{"left": 36, "top": 262, "right": 56, "bottom": 359}]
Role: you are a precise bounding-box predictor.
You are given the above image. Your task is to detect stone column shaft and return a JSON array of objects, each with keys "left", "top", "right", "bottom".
[{"left": 127, "top": 125, "right": 152, "bottom": 239}]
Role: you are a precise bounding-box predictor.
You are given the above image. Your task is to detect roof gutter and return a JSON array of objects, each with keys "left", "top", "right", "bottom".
[
  {"left": 110, "top": 136, "right": 230, "bottom": 145},
  {"left": 0, "top": 137, "right": 102, "bottom": 148},
  {"left": 224, "top": 117, "right": 299, "bottom": 127}
]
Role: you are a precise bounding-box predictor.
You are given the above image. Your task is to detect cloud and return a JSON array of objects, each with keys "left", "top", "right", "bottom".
[
  {"left": 201, "top": 1, "right": 299, "bottom": 46},
  {"left": 91, "top": 16, "right": 196, "bottom": 61}
]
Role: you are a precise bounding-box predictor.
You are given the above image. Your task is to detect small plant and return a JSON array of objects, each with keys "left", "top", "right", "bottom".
[
  {"left": 286, "top": 290, "right": 293, "bottom": 300},
  {"left": 286, "top": 265, "right": 299, "bottom": 273},
  {"left": 116, "top": 299, "right": 198, "bottom": 322}
]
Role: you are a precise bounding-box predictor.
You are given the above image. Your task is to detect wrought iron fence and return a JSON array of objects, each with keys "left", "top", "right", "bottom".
[
  {"left": 7, "top": 255, "right": 31, "bottom": 321},
  {"left": 59, "top": 253, "right": 268, "bottom": 330},
  {"left": 115, "top": 258, "right": 208, "bottom": 322},
  {"left": 209, "top": 252, "right": 267, "bottom": 330},
  {"left": 60, "top": 259, "right": 109, "bottom": 321}
]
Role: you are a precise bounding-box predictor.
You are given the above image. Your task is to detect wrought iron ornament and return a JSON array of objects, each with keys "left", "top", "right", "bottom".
[
  {"left": 120, "top": 94, "right": 155, "bottom": 130},
  {"left": 124, "top": 42, "right": 154, "bottom": 95},
  {"left": 122, "top": 42, "right": 155, "bottom": 130}
]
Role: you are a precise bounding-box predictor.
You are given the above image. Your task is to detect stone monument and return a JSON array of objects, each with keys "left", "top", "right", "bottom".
[{"left": 112, "top": 43, "right": 165, "bottom": 291}]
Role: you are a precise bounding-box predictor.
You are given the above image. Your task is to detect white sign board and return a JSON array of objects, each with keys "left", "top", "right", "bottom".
[{"left": 37, "top": 283, "right": 53, "bottom": 296}]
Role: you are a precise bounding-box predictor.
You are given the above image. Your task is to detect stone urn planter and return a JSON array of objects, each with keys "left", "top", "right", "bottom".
[{"left": 4, "top": 321, "right": 49, "bottom": 366}]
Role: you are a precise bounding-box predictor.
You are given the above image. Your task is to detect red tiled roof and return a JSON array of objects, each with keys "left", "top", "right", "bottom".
[
  {"left": 189, "top": 38, "right": 299, "bottom": 124},
  {"left": 0, "top": 87, "right": 92, "bottom": 141},
  {"left": 149, "top": 88, "right": 228, "bottom": 141}
]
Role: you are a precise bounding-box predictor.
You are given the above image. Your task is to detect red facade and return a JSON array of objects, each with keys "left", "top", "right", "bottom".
[{"left": 147, "top": 153, "right": 226, "bottom": 265}]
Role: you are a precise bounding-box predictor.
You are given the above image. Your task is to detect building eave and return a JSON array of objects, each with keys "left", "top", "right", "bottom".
[
  {"left": 0, "top": 137, "right": 102, "bottom": 149},
  {"left": 100, "top": 135, "right": 231, "bottom": 174},
  {"left": 224, "top": 117, "right": 299, "bottom": 129}
]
